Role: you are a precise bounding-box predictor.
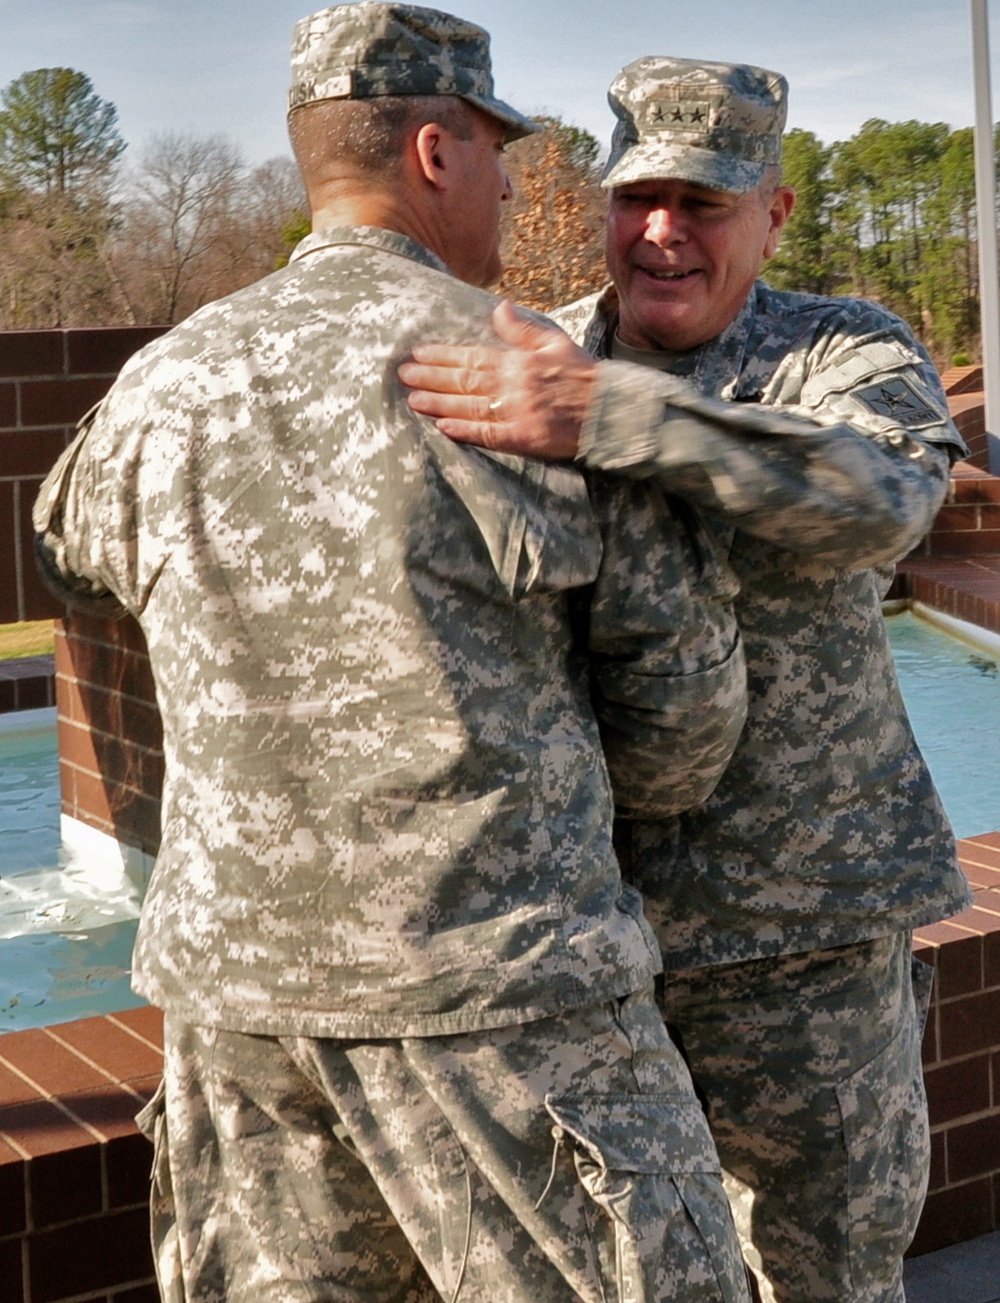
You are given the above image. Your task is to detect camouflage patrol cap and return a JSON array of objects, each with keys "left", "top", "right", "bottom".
[
  {"left": 288, "top": 2, "right": 538, "bottom": 139},
  {"left": 601, "top": 56, "right": 787, "bottom": 192}
]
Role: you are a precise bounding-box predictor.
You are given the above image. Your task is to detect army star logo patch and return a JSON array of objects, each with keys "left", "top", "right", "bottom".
[
  {"left": 645, "top": 99, "right": 711, "bottom": 131},
  {"left": 853, "top": 376, "right": 941, "bottom": 426}
]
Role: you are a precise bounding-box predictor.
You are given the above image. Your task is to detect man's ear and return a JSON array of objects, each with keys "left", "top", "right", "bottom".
[
  {"left": 764, "top": 185, "right": 796, "bottom": 259},
  {"left": 414, "top": 122, "right": 449, "bottom": 190}
]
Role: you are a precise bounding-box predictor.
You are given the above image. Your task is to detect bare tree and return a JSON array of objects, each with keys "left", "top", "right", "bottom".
[
  {"left": 115, "top": 132, "right": 246, "bottom": 323},
  {"left": 114, "top": 137, "right": 309, "bottom": 324}
]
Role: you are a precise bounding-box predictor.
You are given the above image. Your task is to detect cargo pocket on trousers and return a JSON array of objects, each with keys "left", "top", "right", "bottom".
[
  {"left": 136, "top": 1079, "right": 185, "bottom": 1303},
  {"left": 544, "top": 1093, "right": 748, "bottom": 1303},
  {"left": 836, "top": 1013, "right": 930, "bottom": 1291}
]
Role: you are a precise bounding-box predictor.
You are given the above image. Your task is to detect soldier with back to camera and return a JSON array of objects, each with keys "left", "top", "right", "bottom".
[{"left": 34, "top": 10, "right": 756, "bottom": 1303}]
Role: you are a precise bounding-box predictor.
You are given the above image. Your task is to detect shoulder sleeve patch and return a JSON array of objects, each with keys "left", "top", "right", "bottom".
[{"left": 851, "top": 375, "right": 944, "bottom": 426}]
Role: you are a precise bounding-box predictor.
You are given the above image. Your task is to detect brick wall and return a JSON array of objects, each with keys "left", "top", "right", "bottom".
[
  {"left": 0, "top": 1008, "right": 163, "bottom": 1303},
  {"left": 905, "top": 464, "right": 1000, "bottom": 560},
  {"left": 938, "top": 365, "right": 990, "bottom": 472},
  {"left": 0, "top": 327, "right": 164, "bottom": 625},
  {"left": 912, "top": 834, "right": 1000, "bottom": 1253},
  {"left": 55, "top": 614, "right": 163, "bottom": 860}
]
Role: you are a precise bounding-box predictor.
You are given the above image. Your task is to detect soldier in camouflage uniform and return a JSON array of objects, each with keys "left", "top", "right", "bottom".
[
  {"left": 400, "top": 56, "right": 974, "bottom": 1303},
  {"left": 33, "top": 12, "right": 754, "bottom": 1303}
]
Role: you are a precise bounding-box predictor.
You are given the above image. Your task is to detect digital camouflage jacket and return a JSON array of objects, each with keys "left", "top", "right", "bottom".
[
  {"left": 554, "top": 281, "right": 973, "bottom": 969},
  {"left": 34, "top": 227, "right": 746, "bottom": 1035}
]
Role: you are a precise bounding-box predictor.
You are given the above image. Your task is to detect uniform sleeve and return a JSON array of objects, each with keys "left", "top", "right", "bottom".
[
  {"left": 33, "top": 404, "right": 133, "bottom": 617},
  {"left": 33, "top": 356, "right": 175, "bottom": 619},
  {"left": 583, "top": 473, "right": 747, "bottom": 818},
  {"left": 577, "top": 311, "right": 962, "bottom": 570}
]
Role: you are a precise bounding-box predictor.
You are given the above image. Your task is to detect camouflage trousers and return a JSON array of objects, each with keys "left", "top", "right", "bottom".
[
  {"left": 659, "top": 932, "right": 933, "bottom": 1303},
  {"left": 138, "top": 987, "right": 751, "bottom": 1303}
]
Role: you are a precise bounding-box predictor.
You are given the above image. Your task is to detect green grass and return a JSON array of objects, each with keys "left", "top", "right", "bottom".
[{"left": 0, "top": 620, "right": 55, "bottom": 661}]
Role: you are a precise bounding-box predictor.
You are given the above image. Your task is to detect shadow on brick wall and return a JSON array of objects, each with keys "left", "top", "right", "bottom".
[{"left": 56, "top": 611, "right": 164, "bottom": 858}]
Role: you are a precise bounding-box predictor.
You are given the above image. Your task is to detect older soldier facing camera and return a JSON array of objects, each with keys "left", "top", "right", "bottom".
[
  {"left": 33, "top": 10, "right": 755, "bottom": 1303},
  {"left": 401, "top": 57, "right": 972, "bottom": 1303}
]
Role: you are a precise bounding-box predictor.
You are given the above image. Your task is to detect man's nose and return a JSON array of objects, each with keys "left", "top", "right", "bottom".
[{"left": 645, "top": 207, "right": 683, "bottom": 244}]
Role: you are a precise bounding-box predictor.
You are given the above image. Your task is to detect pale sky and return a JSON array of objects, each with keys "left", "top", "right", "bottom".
[{"left": 0, "top": 0, "right": 986, "bottom": 169}]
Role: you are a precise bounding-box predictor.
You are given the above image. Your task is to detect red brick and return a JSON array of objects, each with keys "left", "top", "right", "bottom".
[
  {"left": 952, "top": 473, "right": 1000, "bottom": 504},
  {"left": 0, "top": 1055, "right": 45, "bottom": 1109},
  {"left": 931, "top": 529, "right": 1000, "bottom": 557},
  {"left": 921, "top": 1009, "right": 939, "bottom": 1067},
  {"left": 973, "top": 887, "right": 1000, "bottom": 919},
  {"left": 83, "top": 726, "right": 164, "bottom": 799},
  {"left": 13, "top": 674, "right": 55, "bottom": 710},
  {"left": 946, "top": 1113, "right": 1000, "bottom": 1183},
  {"left": 27, "top": 1204, "right": 154, "bottom": 1302},
  {"left": 119, "top": 692, "right": 164, "bottom": 753},
  {"left": 0, "top": 1098, "right": 93, "bottom": 1159},
  {"left": 58, "top": 677, "right": 162, "bottom": 747},
  {"left": 51, "top": 1017, "right": 163, "bottom": 1085},
  {"left": 0, "top": 381, "right": 16, "bottom": 428},
  {"left": 21, "top": 575, "right": 64, "bottom": 624},
  {"left": 924, "top": 1054, "right": 992, "bottom": 1125},
  {"left": 932, "top": 506, "right": 980, "bottom": 532},
  {"left": 959, "top": 862, "right": 1000, "bottom": 896},
  {"left": 30, "top": 1142, "right": 103, "bottom": 1227},
  {"left": 109, "top": 791, "right": 162, "bottom": 858},
  {"left": 0, "top": 1238, "right": 25, "bottom": 1303},
  {"left": 113, "top": 1284, "right": 161, "bottom": 1303},
  {"left": 0, "top": 482, "right": 18, "bottom": 623},
  {"left": 0, "top": 331, "right": 65, "bottom": 378},
  {"left": 62, "top": 608, "right": 150, "bottom": 657},
  {"left": 913, "top": 919, "right": 973, "bottom": 949},
  {"left": 0, "top": 427, "right": 69, "bottom": 479},
  {"left": 66, "top": 640, "right": 157, "bottom": 708},
  {"left": 65, "top": 761, "right": 115, "bottom": 828},
  {"left": 0, "top": 1148, "right": 26, "bottom": 1236},
  {"left": 106, "top": 1129, "right": 154, "bottom": 1208},
  {"left": 18, "top": 376, "right": 110, "bottom": 428},
  {"left": 928, "top": 1127, "right": 947, "bottom": 1191},
  {"left": 64, "top": 1084, "right": 147, "bottom": 1142},
  {"left": 940, "top": 987, "right": 1000, "bottom": 1059},
  {"left": 56, "top": 714, "right": 101, "bottom": 778},
  {"left": 66, "top": 326, "right": 165, "bottom": 375},
  {"left": 935, "top": 932, "right": 984, "bottom": 999},
  {"left": 0, "top": 1028, "right": 107, "bottom": 1098},
  {"left": 942, "top": 367, "right": 983, "bottom": 396},
  {"left": 908, "top": 1176, "right": 995, "bottom": 1256},
  {"left": 111, "top": 1006, "right": 164, "bottom": 1050}
]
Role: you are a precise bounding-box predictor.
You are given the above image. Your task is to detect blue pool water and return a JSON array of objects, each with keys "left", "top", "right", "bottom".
[
  {"left": 885, "top": 611, "right": 1000, "bottom": 840},
  {"left": 0, "top": 708, "right": 145, "bottom": 1031},
  {"left": 1, "top": 611, "right": 998, "bottom": 1031}
]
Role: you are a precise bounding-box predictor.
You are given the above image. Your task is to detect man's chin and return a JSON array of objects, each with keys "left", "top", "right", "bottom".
[{"left": 620, "top": 303, "right": 704, "bottom": 352}]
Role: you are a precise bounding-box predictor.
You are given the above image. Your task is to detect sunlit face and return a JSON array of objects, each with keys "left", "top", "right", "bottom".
[
  {"left": 605, "top": 176, "right": 795, "bottom": 351},
  {"left": 445, "top": 109, "right": 513, "bottom": 288}
]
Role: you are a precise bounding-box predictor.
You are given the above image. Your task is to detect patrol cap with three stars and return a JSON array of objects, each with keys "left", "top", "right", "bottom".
[
  {"left": 287, "top": 2, "right": 539, "bottom": 140},
  {"left": 601, "top": 56, "right": 788, "bottom": 193}
]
